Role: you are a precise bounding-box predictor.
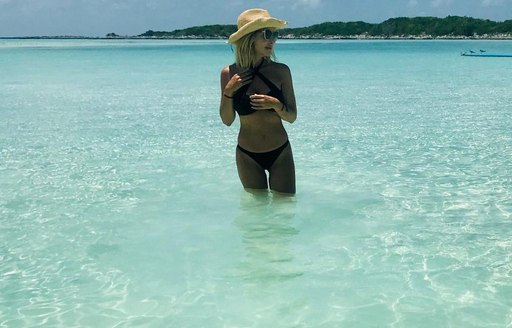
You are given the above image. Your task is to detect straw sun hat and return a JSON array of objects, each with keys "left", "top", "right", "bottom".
[{"left": 228, "top": 8, "right": 287, "bottom": 44}]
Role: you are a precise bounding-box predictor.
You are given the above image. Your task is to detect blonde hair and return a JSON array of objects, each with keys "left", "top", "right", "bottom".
[{"left": 234, "top": 30, "right": 276, "bottom": 69}]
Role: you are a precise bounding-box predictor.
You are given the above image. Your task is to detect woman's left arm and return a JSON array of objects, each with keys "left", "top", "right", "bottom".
[{"left": 275, "top": 64, "right": 297, "bottom": 123}]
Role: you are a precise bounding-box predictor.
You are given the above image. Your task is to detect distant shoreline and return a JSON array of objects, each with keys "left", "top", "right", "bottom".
[{"left": 1, "top": 35, "right": 512, "bottom": 40}]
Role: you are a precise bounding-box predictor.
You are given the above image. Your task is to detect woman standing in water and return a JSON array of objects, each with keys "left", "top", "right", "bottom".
[{"left": 220, "top": 8, "right": 297, "bottom": 195}]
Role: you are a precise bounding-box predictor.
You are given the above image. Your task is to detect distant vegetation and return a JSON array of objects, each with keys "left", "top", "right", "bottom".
[
  {"left": 139, "top": 24, "right": 237, "bottom": 38},
  {"left": 287, "top": 16, "right": 512, "bottom": 37},
  {"left": 137, "top": 16, "right": 512, "bottom": 39}
]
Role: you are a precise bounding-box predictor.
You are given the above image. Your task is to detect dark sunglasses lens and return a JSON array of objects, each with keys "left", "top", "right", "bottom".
[{"left": 263, "top": 29, "right": 278, "bottom": 40}]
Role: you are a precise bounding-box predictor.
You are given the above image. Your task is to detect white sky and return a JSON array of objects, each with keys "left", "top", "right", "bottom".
[{"left": 1, "top": 0, "right": 511, "bottom": 37}]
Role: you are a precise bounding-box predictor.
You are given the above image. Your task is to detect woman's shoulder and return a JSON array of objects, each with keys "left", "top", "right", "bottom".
[
  {"left": 268, "top": 61, "right": 291, "bottom": 74},
  {"left": 222, "top": 63, "right": 242, "bottom": 75},
  {"left": 221, "top": 64, "right": 236, "bottom": 77},
  {"left": 221, "top": 63, "right": 235, "bottom": 72},
  {"left": 267, "top": 61, "right": 291, "bottom": 79}
]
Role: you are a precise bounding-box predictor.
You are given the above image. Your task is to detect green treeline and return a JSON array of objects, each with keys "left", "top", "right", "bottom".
[
  {"left": 295, "top": 16, "right": 512, "bottom": 37},
  {"left": 138, "top": 16, "right": 512, "bottom": 38},
  {"left": 140, "top": 24, "right": 237, "bottom": 38}
]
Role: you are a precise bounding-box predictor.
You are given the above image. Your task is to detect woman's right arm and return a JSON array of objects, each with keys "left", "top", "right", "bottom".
[
  {"left": 220, "top": 67, "right": 236, "bottom": 126},
  {"left": 220, "top": 66, "right": 252, "bottom": 126}
]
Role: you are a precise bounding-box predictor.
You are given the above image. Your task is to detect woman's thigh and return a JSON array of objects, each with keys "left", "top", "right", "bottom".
[
  {"left": 268, "top": 144, "right": 295, "bottom": 194},
  {"left": 236, "top": 148, "right": 268, "bottom": 190}
]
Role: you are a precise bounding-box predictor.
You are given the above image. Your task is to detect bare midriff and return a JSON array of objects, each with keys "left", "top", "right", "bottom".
[{"left": 238, "top": 110, "right": 288, "bottom": 152}]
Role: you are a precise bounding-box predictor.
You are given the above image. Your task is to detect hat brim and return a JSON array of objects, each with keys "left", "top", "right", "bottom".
[{"left": 228, "top": 17, "right": 287, "bottom": 44}]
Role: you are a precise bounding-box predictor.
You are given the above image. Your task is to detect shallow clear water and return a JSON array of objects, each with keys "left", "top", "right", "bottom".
[{"left": 1, "top": 39, "right": 512, "bottom": 327}]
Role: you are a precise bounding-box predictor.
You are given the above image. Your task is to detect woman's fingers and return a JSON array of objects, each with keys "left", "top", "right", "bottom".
[
  {"left": 250, "top": 94, "right": 274, "bottom": 110},
  {"left": 238, "top": 70, "right": 253, "bottom": 78},
  {"left": 238, "top": 74, "right": 252, "bottom": 85},
  {"left": 233, "top": 71, "right": 252, "bottom": 86},
  {"left": 226, "top": 74, "right": 252, "bottom": 94}
]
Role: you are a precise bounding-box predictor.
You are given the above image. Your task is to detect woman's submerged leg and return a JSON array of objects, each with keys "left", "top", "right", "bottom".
[
  {"left": 236, "top": 147, "right": 268, "bottom": 191},
  {"left": 268, "top": 143, "right": 296, "bottom": 195}
]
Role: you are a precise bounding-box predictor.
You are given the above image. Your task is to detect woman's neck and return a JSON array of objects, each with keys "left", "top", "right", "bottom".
[{"left": 252, "top": 57, "right": 266, "bottom": 68}]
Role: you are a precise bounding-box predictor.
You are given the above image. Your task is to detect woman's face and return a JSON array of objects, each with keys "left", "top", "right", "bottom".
[{"left": 253, "top": 28, "right": 277, "bottom": 58}]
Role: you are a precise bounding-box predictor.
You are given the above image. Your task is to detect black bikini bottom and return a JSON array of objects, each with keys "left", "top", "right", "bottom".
[{"left": 237, "top": 140, "right": 289, "bottom": 171}]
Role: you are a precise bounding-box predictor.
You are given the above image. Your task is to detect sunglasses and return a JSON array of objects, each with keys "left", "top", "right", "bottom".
[{"left": 261, "top": 29, "right": 279, "bottom": 40}]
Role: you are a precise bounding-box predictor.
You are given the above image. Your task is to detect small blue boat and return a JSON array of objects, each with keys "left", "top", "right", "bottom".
[{"left": 461, "top": 50, "right": 512, "bottom": 57}]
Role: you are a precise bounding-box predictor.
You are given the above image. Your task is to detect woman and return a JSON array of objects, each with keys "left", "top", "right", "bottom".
[{"left": 219, "top": 8, "right": 297, "bottom": 195}]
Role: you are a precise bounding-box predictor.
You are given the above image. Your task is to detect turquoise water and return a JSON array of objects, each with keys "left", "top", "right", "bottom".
[{"left": 1, "top": 39, "right": 512, "bottom": 327}]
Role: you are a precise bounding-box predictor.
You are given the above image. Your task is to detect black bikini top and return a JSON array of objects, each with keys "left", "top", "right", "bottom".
[{"left": 230, "top": 61, "right": 285, "bottom": 116}]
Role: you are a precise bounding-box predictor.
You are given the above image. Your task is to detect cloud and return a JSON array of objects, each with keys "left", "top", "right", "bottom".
[
  {"left": 299, "top": 0, "right": 322, "bottom": 7},
  {"left": 407, "top": 0, "right": 419, "bottom": 7},
  {"left": 481, "top": 0, "right": 504, "bottom": 6},
  {"left": 287, "top": 0, "right": 322, "bottom": 12},
  {"left": 430, "top": 0, "right": 452, "bottom": 8}
]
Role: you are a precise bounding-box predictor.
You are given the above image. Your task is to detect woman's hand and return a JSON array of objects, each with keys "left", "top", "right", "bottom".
[
  {"left": 250, "top": 94, "right": 281, "bottom": 110},
  {"left": 223, "top": 70, "right": 253, "bottom": 97}
]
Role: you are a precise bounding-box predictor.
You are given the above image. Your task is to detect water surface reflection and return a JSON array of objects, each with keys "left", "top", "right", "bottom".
[{"left": 233, "top": 192, "right": 303, "bottom": 288}]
